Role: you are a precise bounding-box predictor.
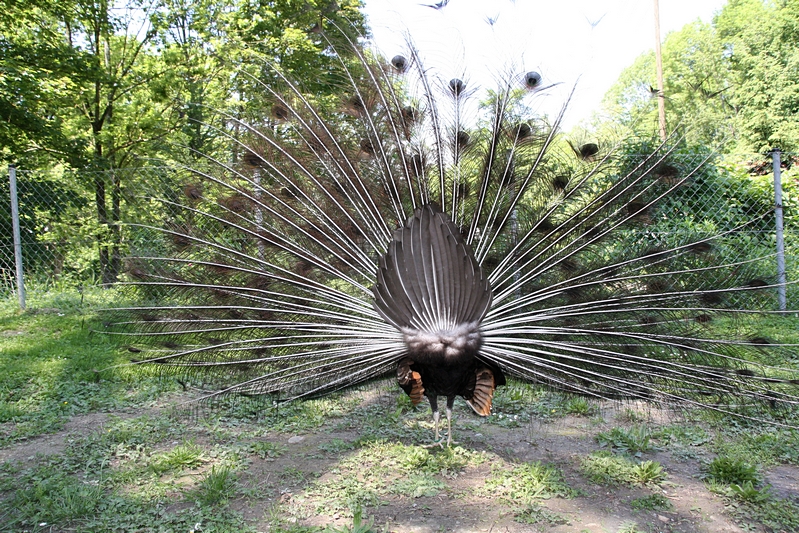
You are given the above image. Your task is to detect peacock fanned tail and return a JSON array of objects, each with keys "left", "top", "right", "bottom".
[{"left": 107, "top": 25, "right": 799, "bottom": 428}]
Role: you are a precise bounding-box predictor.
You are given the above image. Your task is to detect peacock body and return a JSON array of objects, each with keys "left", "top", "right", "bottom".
[{"left": 110, "top": 26, "right": 799, "bottom": 442}]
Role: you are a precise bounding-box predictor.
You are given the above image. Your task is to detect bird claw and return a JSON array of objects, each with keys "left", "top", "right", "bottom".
[{"left": 423, "top": 434, "right": 456, "bottom": 448}]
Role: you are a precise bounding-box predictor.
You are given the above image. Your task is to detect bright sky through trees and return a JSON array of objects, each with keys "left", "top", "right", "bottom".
[{"left": 362, "top": 0, "right": 727, "bottom": 126}]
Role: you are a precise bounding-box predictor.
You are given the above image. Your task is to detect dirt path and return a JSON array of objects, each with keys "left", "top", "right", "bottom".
[{"left": 2, "top": 392, "right": 796, "bottom": 533}]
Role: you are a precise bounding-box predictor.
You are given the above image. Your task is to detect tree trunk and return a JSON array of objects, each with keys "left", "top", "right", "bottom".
[{"left": 94, "top": 171, "right": 113, "bottom": 286}]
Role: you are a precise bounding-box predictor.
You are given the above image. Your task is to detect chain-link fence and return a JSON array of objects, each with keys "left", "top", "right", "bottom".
[
  {"left": 3, "top": 155, "right": 797, "bottom": 308},
  {"left": 1, "top": 166, "right": 178, "bottom": 296}
]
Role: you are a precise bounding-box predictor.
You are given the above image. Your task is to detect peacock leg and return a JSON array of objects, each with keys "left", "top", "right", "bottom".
[
  {"left": 426, "top": 395, "right": 444, "bottom": 447},
  {"left": 445, "top": 396, "right": 456, "bottom": 446}
]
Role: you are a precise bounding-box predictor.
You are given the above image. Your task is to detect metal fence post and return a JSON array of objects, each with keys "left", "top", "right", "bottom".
[
  {"left": 9, "top": 165, "right": 26, "bottom": 310},
  {"left": 771, "top": 149, "right": 786, "bottom": 312}
]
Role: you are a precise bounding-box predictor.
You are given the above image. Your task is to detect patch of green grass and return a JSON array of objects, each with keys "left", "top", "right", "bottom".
[
  {"left": 595, "top": 426, "right": 654, "bottom": 456},
  {"left": 561, "top": 396, "right": 599, "bottom": 416},
  {"left": 5, "top": 463, "right": 106, "bottom": 525},
  {"left": 340, "top": 401, "right": 431, "bottom": 442},
  {"left": 615, "top": 408, "right": 649, "bottom": 424},
  {"left": 652, "top": 424, "right": 711, "bottom": 447},
  {"left": 724, "top": 480, "right": 770, "bottom": 502},
  {"left": 318, "top": 438, "right": 356, "bottom": 453},
  {"left": 730, "top": 497, "right": 799, "bottom": 532},
  {"left": 491, "top": 382, "right": 548, "bottom": 415},
  {"left": 491, "top": 385, "right": 599, "bottom": 421},
  {"left": 281, "top": 465, "right": 310, "bottom": 484},
  {"left": 297, "top": 441, "right": 484, "bottom": 517},
  {"left": 206, "top": 393, "right": 352, "bottom": 432},
  {"left": 0, "top": 290, "right": 177, "bottom": 445},
  {"left": 389, "top": 473, "right": 447, "bottom": 498},
  {"left": 630, "top": 493, "right": 673, "bottom": 511},
  {"left": 484, "top": 461, "right": 577, "bottom": 504},
  {"left": 712, "top": 427, "right": 799, "bottom": 466},
  {"left": 149, "top": 440, "right": 205, "bottom": 474},
  {"left": 324, "top": 507, "right": 378, "bottom": 533},
  {"left": 616, "top": 522, "right": 644, "bottom": 533},
  {"left": 193, "top": 465, "right": 237, "bottom": 505},
  {"left": 0, "top": 400, "right": 259, "bottom": 533},
  {"left": 703, "top": 456, "right": 760, "bottom": 485},
  {"left": 514, "top": 503, "right": 569, "bottom": 526},
  {"left": 0, "top": 454, "right": 254, "bottom": 532},
  {"left": 579, "top": 451, "right": 666, "bottom": 486},
  {"left": 399, "top": 443, "right": 479, "bottom": 473},
  {"left": 249, "top": 440, "right": 288, "bottom": 459}
]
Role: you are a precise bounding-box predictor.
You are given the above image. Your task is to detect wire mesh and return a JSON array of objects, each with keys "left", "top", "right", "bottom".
[{"left": 2, "top": 157, "right": 797, "bottom": 309}]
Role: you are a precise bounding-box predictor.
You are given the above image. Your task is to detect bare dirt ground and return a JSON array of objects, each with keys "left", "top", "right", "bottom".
[{"left": 2, "top": 390, "right": 797, "bottom": 533}]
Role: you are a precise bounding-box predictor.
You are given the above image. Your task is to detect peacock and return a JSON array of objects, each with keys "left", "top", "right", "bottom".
[{"left": 108, "top": 25, "right": 799, "bottom": 446}]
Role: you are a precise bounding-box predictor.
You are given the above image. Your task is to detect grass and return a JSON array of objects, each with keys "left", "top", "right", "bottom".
[
  {"left": 249, "top": 440, "right": 289, "bottom": 459},
  {"left": 595, "top": 426, "right": 654, "bottom": 456},
  {"left": 292, "top": 441, "right": 486, "bottom": 518},
  {"left": 514, "top": 503, "right": 570, "bottom": 526},
  {"left": 0, "top": 289, "right": 177, "bottom": 445},
  {"left": 580, "top": 451, "right": 667, "bottom": 486},
  {"left": 483, "top": 461, "right": 578, "bottom": 503},
  {"left": 2, "top": 289, "right": 799, "bottom": 532},
  {"left": 149, "top": 440, "right": 205, "bottom": 474},
  {"left": 703, "top": 457, "right": 760, "bottom": 485},
  {"left": 194, "top": 465, "right": 238, "bottom": 505},
  {"left": 629, "top": 493, "right": 673, "bottom": 512}
]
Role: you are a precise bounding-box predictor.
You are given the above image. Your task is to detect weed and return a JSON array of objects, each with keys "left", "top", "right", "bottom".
[
  {"left": 484, "top": 461, "right": 577, "bottom": 504},
  {"left": 298, "top": 442, "right": 484, "bottom": 517},
  {"left": 562, "top": 397, "right": 598, "bottom": 416},
  {"left": 390, "top": 473, "right": 447, "bottom": 498},
  {"left": 630, "top": 493, "right": 673, "bottom": 511},
  {"left": 491, "top": 382, "right": 546, "bottom": 415},
  {"left": 703, "top": 457, "right": 759, "bottom": 485},
  {"left": 0, "top": 296, "right": 177, "bottom": 445},
  {"left": 324, "top": 506, "right": 378, "bottom": 533},
  {"left": 7, "top": 465, "right": 104, "bottom": 525},
  {"left": 514, "top": 503, "right": 569, "bottom": 525},
  {"left": 580, "top": 451, "right": 666, "bottom": 486},
  {"left": 633, "top": 461, "right": 666, "bottom": 484},
  {"left": 149, "top": 440, "right": 204, "bottom": 474},
  {"left": 194, "top": 465, "right": 237, "bottom": 505},
  {"left": 652, "top": 424, "right": 711, "bottom": 447},
  {"left": 726, "top": 481, "right": 770, "bottom": 502},
  {"left": 616, "top": 522, "right": 644, "bottom": 533},
  {"left": 318, "top": 438, "right": 357, "bottom": 453},
  {"left": 616, "top": 408, "right": 648, "bottom": 424},
  {"left": 399, "top": 444, "right": 478, "bottom": 474},
  {"left": 596, "top": 426, "right": 653, "bottom": 456},
  {"left": 249, "top": 440, "right": 288, "bottom": 459},
  {"left": 730, "top": 497, "right": 799, "bottom": 532},
  {"left": 308, "top": 475, "right": 382, "bottom": 515},
  {"left": 712, "top": 427, "right": 799, "bottom": 466},
  {"left": 281, "top": 466, "right": 309, "bottom": 484}
]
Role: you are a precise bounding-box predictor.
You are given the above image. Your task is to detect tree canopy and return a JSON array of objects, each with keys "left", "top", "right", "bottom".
[
  {"left": 603, "top": 0, "right": 799, "bottom": 154},
  {"left": 0, "top": 0, "right": 366, "bottom": 284}
]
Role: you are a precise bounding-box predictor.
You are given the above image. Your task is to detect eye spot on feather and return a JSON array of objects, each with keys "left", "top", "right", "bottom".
[
  {"left": 524, "top": 71, "right": 542, "bottom": 89},
  {"left": 449, "top": 78, "right": 465, "bottom": 96},
  {"left": 391, "top": 55, "right": 408, "bottom": 72}
]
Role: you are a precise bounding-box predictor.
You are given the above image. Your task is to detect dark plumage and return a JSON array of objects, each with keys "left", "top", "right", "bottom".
[
  {"left": 374, "top": 203, "right": 503, "bottom": 443},
  {"left": 108, "top": 26, "right": 799, "bottom": 445}
]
